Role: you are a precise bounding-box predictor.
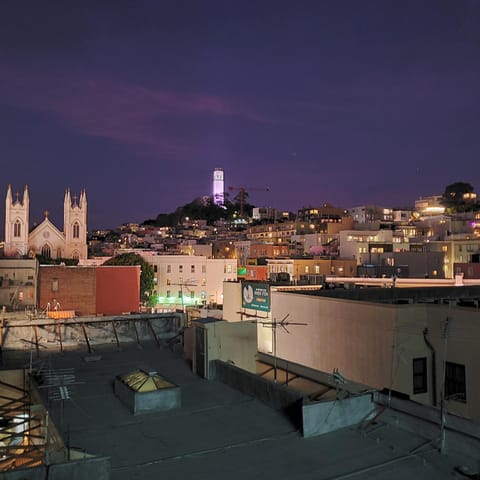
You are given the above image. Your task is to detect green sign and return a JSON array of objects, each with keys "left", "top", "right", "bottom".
[
  {"left": 237, "top": 267, "right": 247, "bottom": 276},
  {"left": 242, "top": 281, "right": 270, "bottom": 312}
]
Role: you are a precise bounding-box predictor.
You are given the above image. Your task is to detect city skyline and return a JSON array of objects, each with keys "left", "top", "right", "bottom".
[{"left": 1, "top": 1, "right": 480, "bottom": 229}]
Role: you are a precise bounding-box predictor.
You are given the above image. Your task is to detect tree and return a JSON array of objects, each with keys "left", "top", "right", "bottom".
[
  {"left": 441, "top": 182, "right": 477, "bottom": 213},
  {"left": 102, "top": 253, "right": 155, "bottom": 305}
]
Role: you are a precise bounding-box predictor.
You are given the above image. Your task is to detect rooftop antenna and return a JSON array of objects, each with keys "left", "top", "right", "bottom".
[
  {"left": 171, "top": 279, "right": 197, "bottom": 313},
  {"left": 256, "top": 314, "right": 307, "bottom": 383}
]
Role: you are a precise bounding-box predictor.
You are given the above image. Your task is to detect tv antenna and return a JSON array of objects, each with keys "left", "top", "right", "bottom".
[
  {"left": 256, "top": 314, "right": 307, "bottom": 383},
  {"left": 171, "top": 279, "right": 197, "bottom": 312}
]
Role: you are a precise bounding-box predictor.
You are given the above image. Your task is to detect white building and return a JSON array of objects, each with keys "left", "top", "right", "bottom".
[
  {"left": 144, "top": 255, "right": 237, "bottom": 310},
  {"left": 4, "top": 185, "right": 88, "bottom": 260},
  {"left": 258, "top": 286, "right": 480, "bottom": 422}
]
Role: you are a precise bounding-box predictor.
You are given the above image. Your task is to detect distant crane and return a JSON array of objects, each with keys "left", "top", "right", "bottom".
[{"left": 228, "top": 186, "right": 270, "bottom": 217}]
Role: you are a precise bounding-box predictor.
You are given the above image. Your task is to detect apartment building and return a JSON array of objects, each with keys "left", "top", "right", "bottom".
[{"left": 144, "top": 255, "right": 237, "bottom": 310}]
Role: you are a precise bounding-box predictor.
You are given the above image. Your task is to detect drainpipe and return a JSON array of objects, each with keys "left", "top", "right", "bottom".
[{"left": 423, "top": 327, "right": 437, "bottom": 407}]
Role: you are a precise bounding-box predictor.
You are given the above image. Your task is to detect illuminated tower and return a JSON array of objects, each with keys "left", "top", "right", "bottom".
[
  {"left": 213, "top": 168, "right": 224, "bottom": 206},
  {"left": 4, "top": 184, "right": 29, "bottom": 256},
  {"left": 63, "top": 188, "right": 88, "bottom": 260}
]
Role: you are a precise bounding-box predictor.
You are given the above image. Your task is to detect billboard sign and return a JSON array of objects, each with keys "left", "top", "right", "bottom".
[{"left": 241, "top": 281, "right": 270, "bottom": 312}]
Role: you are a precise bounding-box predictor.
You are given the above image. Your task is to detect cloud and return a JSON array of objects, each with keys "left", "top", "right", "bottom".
[{"left": 0, "top": 73, "right": 266, "bottom": 157}]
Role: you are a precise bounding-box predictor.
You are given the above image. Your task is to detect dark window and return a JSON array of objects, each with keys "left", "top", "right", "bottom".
[
  {"left": 445, "top": 362, "right": 466, "bottom": 402},
  {"left": 413, "top": 357, "right": 427, "bottom": 394},
  {"left": 42, "top": 244, "right": 51, "bottom": 259},
  {"left": 73, "top": 222, "right": 80, "bottom": 239},
  {"left": 14, "top": 220, "right": 21, "bottom": 237}
]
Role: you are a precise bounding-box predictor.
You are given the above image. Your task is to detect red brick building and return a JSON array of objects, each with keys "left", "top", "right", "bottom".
[{"left": 38, "top": 265, "right": 140, "bottom": 316}]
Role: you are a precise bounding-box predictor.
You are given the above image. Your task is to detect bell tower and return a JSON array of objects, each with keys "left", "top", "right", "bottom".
[
  {"left": 4, "top": 185, "right": 29, "bottom": 256},
  {"left": 63, "top": 188, "right": 87, "bottom": 260}
]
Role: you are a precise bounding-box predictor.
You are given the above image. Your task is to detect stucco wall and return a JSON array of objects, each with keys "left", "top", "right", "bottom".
[
  {"left": 262, "top": 290, "right": 480, "bottom": 421},
  {"left": 261, "top": 291, "right": 396, "bottom": 390}
]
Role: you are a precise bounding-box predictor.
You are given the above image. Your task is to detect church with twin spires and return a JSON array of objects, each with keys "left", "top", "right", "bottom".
[{"left": 4, "top": 185, "right": 88, "bottom": 260}]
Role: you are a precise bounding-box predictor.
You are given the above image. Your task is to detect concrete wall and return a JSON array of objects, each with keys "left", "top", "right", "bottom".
[
  {"left": 260, "top": 291, "right": 396, "bottom": 389},
  {"left": 197, "top": 320, "right": 257, "bottom": 376},
  {"left": 47, "top": 456, "right": 110, "bottom": 480},
  {"left": 0, "top": 456, "right": 110, "bottom": 480},
  {"left": 221, "top": 281, "right": 243, "bottom": 322},
  {"left": 213, "top": 360, "right": 303, "bottom": 419},
  {"left": 38, "top": 266, "right": 96, "bottom": 316},
  {"left": 302, "top": 393, "right": 376, "bottom": 437}
]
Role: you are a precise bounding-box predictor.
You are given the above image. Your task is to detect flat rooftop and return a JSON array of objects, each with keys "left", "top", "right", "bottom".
[
  {"left": 1, "top": 342, "right": 479, "bottom": 480},
  {"left": 288, "top": 285, "right": 480, "bottom": 305}
]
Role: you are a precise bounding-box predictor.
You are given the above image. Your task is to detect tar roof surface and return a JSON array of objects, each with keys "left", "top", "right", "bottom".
[{"left": 1, "top": 342, "right": 477, "bottom": 480}]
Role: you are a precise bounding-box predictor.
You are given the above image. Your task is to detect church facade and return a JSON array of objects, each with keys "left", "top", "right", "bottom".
[{"left": 4, "top": 185, "right": 88, "bottom": 260}]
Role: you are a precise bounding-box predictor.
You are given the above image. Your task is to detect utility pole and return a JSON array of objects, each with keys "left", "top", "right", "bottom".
[{"left": 439, "top": 316, "right": 450, "bottom": 454}]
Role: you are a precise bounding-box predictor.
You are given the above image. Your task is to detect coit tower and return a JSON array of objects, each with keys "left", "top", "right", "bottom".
[{"left": 213, "top": 168, "right": 224, "bottom": 206}]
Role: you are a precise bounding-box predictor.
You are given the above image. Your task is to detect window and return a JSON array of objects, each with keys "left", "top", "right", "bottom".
[
  {"left": 166, "top": 279, "right": 171, "bottom": 285},
  {"left": 202, "top": 278, "right": 206, "bottom": 286},
  {"left": 167, "top": 265, "right": 171, "bottom": 273},
  {"left": 227, "top": 264, "right": 232, "bottom": 273},
  {"left": 42, "top": 244, "right": 51, "bottom": 259},
  {"left": 166, "top": 290, "right": 171, "bottom": 298},
  {"left": 190, "top": 291, "right": 195, "bottom": 299},
  {"left": 52, "top": 279, "right": 59, "bottom": 292},
  {"left": 305, "top": 266, "right": 309, "bottom": 273},
  {"left": 73, "top": 222, "right": 80, "bottom": 239},
  {"left": 191, "top": 265, "right": 195, "bottom": 273},
  {"left": 14, "top": 220, "right": 21, "bottom": 237},
  {"left": 445, "top": 362, "right": 466, "bottom": 402},
  {"left": 413, "top": 357, "right": 427, "bottom": 394},
  {"left": 202, "top": 265, "right": 206, "bottom": 273},
  {"left": 154, "top": 265, "right": 158, "bottom": 273},
  {"left": 178, "top": 290, "right": 182, "bottom": 298},
  {"left": 179, "top": 265, "right": 183, "bottom": 273}
]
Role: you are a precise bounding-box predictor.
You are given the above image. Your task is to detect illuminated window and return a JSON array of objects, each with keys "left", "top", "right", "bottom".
[
  {"left": 315, "top": 265, "right": 320, "bottom": 274},
  {"left": 202, "top": 278, "right": 206, "bottom": 286},
  {"left": 227, "top": 264, "right": 232, "bottom": 273},
  {"left": 442, "top": 245, "right": 448, "bottom": 252},
  {"left": 14, "top": 220, "right": 21, "bottom": 237},
  {"left": 73, "top": 222, "right": 80, "bottom": 239},
  {"left": 18, "top": 291, "right": 24, "bottom": 301},
  {"left": 305, "top": 266, "right": 309, "bottom": 273}
]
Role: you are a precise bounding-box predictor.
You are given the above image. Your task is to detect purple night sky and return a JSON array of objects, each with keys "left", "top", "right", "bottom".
[{"left": 1, "top": 1, "right": 480, "bottom": 230}]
